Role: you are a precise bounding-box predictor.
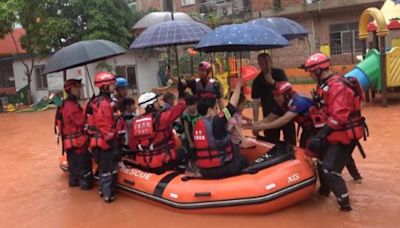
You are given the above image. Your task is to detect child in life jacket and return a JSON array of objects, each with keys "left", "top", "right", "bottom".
[
  {"left": 227, "top": 94, "right": 254, "bottom": 148},
  {"left": 116, "top": 97, "right": 137, "bottom": 149}
]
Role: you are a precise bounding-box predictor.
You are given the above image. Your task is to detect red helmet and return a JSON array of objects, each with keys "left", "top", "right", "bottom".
[
  {"left": 64, "top": 79, "right": 82, "bottom": 91},
  {"left": 273, "top": 81, "right": 293, "bottom": 95},
  {"left": 94, "top": 72, "right": 115, "bottom": 88},
  {"left": 303, "top": 53, "right": 330, "bottom": 72},
  {"left": 198, "top": 61, "right": 212, "bottom": 72}
]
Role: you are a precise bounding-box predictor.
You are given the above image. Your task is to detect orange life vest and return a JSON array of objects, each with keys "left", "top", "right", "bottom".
[
  {"left": 54, "top": 98, "right": 87, "bottom": 153},
  {"left": 193, "top": 117, "right": 233, "bottom": 169},
  {"left": 131, "top": 112, "right": 176, "bottom": 169}
]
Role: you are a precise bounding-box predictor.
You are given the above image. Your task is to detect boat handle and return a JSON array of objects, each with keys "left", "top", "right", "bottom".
[
  {"left": 123, "top": 179, "right": 135, "bottom": 186},
  {"left": 194, "top": 192, "right": 211, "bottom": 197}
]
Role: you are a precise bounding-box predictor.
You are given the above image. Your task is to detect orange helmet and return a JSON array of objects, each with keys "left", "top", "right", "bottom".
[
  {"left": 273, "top": 81, "right": 293, "bottom": 95},
  {"left": 64, "top": 79, "right": 82, "bottom": 91},
  {"left": 94, "top": 72, "right": 115, "bottom": 88},
  {"left": 303, "top": 53, "right": 330, "bottom": 72}
]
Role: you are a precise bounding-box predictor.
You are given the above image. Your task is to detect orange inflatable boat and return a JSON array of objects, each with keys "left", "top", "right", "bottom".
[{"left": 59, "top": 139, "right": 316, "bottom": 214}]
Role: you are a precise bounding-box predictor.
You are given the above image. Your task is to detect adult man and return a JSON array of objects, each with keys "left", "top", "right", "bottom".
[
  {"left": 304, "top": 53, "right": 367, "bottom": 212},
  {"left": 169, "top": 61, "right": 224, "bottom": 110},
  {"left": 128, "top": 92, "right": 188, "bottom": 174},
  {"left": 86, "top": 72, "right": 118, "bottom": 203},
  {"left": 193, "top": 78, "right": 248, "bottom": 179},
  {"left": 55, "top": 79, "right": 92, "bottom": 190},
  {"left": 252, "top": 53, "right": 296, "bottom": 145},
  {"left": 112, "top": 77, "right": 129, "bottom": 115}
]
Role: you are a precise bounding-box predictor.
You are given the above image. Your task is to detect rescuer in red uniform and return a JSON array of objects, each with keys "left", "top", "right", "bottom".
[
  {"left": 303, "top": 53, "right": 368, "bottom": 212},
  {"left": 86, "top": 72, "right": 118, "bottom": 203},
  {"left": 55, "top": 79, "right": 92, "bottom": 190}
]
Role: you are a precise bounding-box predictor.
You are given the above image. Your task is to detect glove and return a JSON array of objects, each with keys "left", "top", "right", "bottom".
[{"left": 307, "top": 125, "right": 333, "bottom": 155}]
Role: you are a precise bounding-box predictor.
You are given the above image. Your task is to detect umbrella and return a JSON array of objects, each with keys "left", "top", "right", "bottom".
[
  {"left": 130, "top": 20, "right": 212, "bottom": 49},
  {"left": 132, "top": 12, "right": 194, "bottom": 31},
  {"left": 392, "top": 0, "right": 400, "bottom": 4},
  {"left": 247, "top": 17, "right": 308, "bottom": 40},
  {"left": 195, "top": 23, "right": 288, "bottom": 53},
  {"left": 44, "top": 39, "right": 127, "bottom": 96},
  {"left": 130, "top": 20, "right": 212, "bottom": 79},
  {"left": 44, "top": 40, "right": 126, "bottom": 74}
]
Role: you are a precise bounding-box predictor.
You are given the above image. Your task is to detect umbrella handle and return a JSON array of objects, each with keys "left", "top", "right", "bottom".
[{"left": 85, "top": 66, "right": 95, "bottom": 96}]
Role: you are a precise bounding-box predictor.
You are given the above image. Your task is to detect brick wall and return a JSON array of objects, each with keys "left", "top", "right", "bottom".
[
  {"left": 136, "top": 0, "right": 162, "bottom": 11},
  {"left": 175, "top": 0, "right": 197, "bottom": 13}
]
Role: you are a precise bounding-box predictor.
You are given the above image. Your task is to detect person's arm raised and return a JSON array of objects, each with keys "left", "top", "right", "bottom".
[{"left": 229, "top": 77, "right": 243, "bottom": 108}]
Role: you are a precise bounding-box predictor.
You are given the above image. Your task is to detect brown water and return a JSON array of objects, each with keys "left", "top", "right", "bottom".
[{"left": 1, "top": 93, "right": 400, "bottom": 228}]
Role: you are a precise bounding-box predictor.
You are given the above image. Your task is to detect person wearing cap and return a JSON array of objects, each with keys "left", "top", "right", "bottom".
[
  {"left": 302, "top": 53, "right": 367, "bottom": 212},
  {"left": 251, "top": 81, "right": 315, "bottom": 149},
  {"left": 112, "top": 77, "right": 129, "bottom": 115},
  {"left": 251, "top": 53, "right": 296, "bottom": 145},
  {"left": 55, "top": 79, "right": 92, "bottom": 190},
  {"left": 86, "top": 72, "right": 118, "bottom": 203},
  {"left": 128, "top": 91, "right": 188, "bottom": 174},
  {"left": 168, "top": 61, "right": 224, "bottom": 111}
]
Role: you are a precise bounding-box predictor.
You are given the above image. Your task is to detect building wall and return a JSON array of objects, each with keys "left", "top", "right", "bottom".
[
  {"left": 13, "top": 51, "right": 160, "bottom": 102},
  {"left": 136, "top": 0, "right": 162, "bottom": 11},
  {"left": 175, "top": 0, "right": 197, "bottom": 13}
]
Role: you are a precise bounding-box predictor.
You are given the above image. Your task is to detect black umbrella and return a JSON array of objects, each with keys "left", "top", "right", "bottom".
[
  {"left": 247, "top": 17, "right": 308, "bottom": 40},
  {"left": 44, "top": 40, "right": 126, "bottom": 74}
]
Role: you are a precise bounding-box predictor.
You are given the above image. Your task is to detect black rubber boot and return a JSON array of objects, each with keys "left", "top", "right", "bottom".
[
  {"left": 337, "top": 196, "right": 352, "bottom": 212},
  {"left": 318, "top": 186, "right": 331, "bottom": 197},
  {"left": 69, "top": 176, "right": 79, "bottom": 187},
  {"left": 101, "top": 173, "right": 114, "bottom": 203}
]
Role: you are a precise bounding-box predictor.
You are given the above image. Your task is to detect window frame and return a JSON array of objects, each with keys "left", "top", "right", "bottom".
[
  {"left": 35, "top": 65, "right": 48, "bottom": 90},
  {"left": 329, "top": 22, "right": 362, "bottom": 55},
  {"left": 181, "top": 0, "right": 195, "bottom": 7}
]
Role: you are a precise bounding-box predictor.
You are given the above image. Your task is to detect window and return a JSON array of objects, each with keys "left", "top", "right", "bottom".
[
  {"left": 115, "top": 65, "right": 137, "bottom": 91},
  {"left": 35, "top": 65, "right": 48, "bottom": 90},
  {"left": 0, "top": 61, "right": 15, "bottom": 88},
  {"left": 181, "top": 0, "right": 195, "bottom": 6},
  {"left": 330, "top": 22, "right": 362, "bottom": 55}
]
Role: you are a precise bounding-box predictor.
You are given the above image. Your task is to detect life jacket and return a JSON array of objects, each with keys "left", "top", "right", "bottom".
[
  {"left": 310, "top": 75, "right": 369, "bottom": 144},
  {"left": 131, "top": 112, "right": 176, "bottom": 169},
  {"left": 195, "top": 78, "right": 217, "bottom": 100},
  {"left": 85, "top": 95, "right": 114, "bottom": 150},
  {"left": 54, "top": 98, "right": 88, "bottom": 154},
  {"left": 193, "top": 116, "right": 234, "bottom": 169}
]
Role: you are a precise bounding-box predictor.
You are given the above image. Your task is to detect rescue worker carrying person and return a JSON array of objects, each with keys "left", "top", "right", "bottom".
[
  {"left": 168, "top": 61, "right": 224, "bottom": 111},
  {"left": 86, "top": 72, "right": 119, "bottom": 203},
  {"left": 128, "top": 91, "right": 188, "bottom": 174},
  {"left": 55, "top": 79, "right": 92, "bottom": 190},
  {"left": 302, "top": 53, "right": 368, "bottom": 212},
  {"left": 250, "top": 81, "right": 315, "bottom": 149},
  {"left": 193, "top": 77, "right": 248, "bottom": 179}
]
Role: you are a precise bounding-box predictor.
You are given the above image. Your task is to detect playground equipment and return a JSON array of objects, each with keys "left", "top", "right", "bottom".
[{"left": 345, "top": 1, "right": 400, "bottom": 107}]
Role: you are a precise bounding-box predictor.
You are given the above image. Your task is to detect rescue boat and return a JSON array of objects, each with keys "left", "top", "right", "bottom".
[{"left": 59, "top": 139, "right": 317, "bottom": 214}]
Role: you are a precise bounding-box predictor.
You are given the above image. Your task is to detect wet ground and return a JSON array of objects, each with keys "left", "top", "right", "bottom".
[{"left": 1, "top": 88, "right": 400, "bottom": 228}]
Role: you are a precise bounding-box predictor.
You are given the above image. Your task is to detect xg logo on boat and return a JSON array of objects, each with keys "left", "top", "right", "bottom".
[{"left": 287, "top": 173, "right": 300, "bottom": 183}]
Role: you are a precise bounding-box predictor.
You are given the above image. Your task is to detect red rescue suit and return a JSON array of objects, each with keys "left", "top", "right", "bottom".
[
  {"left": 193, "top": 116, "right": 234, "bottom": 169},
  {"left": 310, "top": 75, "right": 367, "bottom": 144},
  {"left": 86, "top": 94, "right": 116, "bottom": 150},
  {"left": 55, "top": 97, "right": 88, "bottom": 153},
  {"left": 129, "top": 100, "right": 186, "bottom": 169},
  {"left": 195, "top": 78, "right": 217, "bottom": 100}
]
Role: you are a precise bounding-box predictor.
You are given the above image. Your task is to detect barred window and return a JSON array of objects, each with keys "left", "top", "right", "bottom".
[{"left": 330, "top": 22, "right": 362, "bottom": 55}]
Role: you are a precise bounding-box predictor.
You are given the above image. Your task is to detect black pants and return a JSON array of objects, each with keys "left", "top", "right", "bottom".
[
  {"left": 66, "top": 150, "right": 92, "bottom": 189},
  {"left": 263, "top": 120, "right": 296, "bottom": 145},
  {"left": 140, "top": 147, "right": 189, "bottom": 175},
  {"left": 318, "top": 141, "right": 356, "bottom": 200},
  {"left": 199, "top": 146, "right": 248, "bottom": 179},
  {"left": 93, "top": 148, "right": 118, "bottom": 199}
]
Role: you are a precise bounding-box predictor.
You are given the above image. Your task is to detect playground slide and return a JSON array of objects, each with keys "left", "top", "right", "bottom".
[{"left": 344, "top": 49, "right": 382, "bottom": 91}]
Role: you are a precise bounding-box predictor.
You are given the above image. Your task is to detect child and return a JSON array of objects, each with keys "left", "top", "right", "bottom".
[
  {"left": 182, "top": 95, "right": 201, "bottom": 150},
  {"left": 227, "top": 94, "right": 254, "bottom": 148},
  {"left": 162, "top": 92, "right": 176, "bottom": 111},
  {"left": 116, "top": 97, "right": 136, "bottom": 149}
]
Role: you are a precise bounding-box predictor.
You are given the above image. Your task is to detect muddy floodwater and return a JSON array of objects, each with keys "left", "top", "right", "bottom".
[{"left": 1, "top": 89, "right": 400, "bottom": 228}]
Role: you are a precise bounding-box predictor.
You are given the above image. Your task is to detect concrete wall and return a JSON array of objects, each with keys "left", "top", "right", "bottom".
[{"left": 13, "top": 51, "right": 160, "bottom": 102}]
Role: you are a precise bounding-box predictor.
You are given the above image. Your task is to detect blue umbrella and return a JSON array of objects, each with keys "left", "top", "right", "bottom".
[
  {"left": 195, "top": 23, "right": 289, "bottom": 53},
  {"left": 392, "top": 0, "right": 400, "bottom": 4},
  {"left": 130, "top": 20, "right": 212, "bottom": 49},
  {"left": 247, "top": 17, "right": 308, "bottom": 40}
]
